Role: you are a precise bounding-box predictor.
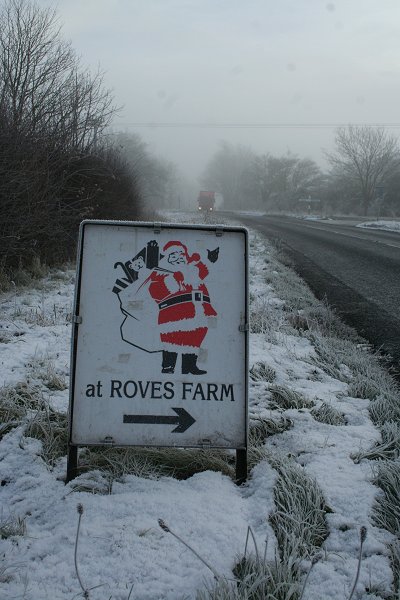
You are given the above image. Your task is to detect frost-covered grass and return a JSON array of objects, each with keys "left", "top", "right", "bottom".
[
  {"left": 372, "top": 461, "right": 400, "bottom": 535},
  {"left": 0, "top": 257, "right": 74, "bottom": 293},
  {"left": 0, "top": 382, "right": 45, "bottom": 439},
  {"left": 310, "top": 401, "right": 346, "bottom": 425},
  {"left": 372, "top": 461, "right": 400, "bottom": 597},
  {"left": 250, "top": 293, "right": 284, "bottom": 341},
  {"left": 80, "top": 445, "right": 235, "bottom": 481},
  {"left": 246, "top": 223, "right": 400, "bottom": 599},
  {"left": 352, "top": 422, "right": 400, "bottom": 463},
  {"left": 196, "top": 550, "right": 302, "bottom": 600},
  {"left": 389, "top": 540, "right": 400, "bottom": 597},
  {"left": 24, "top": 407, "right": 69, "bottom": 467},
  {"left": 28, "top": 354, "right": 68, "bottom": 391},
  {"left": 369, "top": 390, "right": 400, "bottom": 427},
  {"left": 0, "top": 213, "right": 400, "bottom": 599},
  {"left": 249, "top": 416, "right": 293, "bottom": 446},
  {"left": 249, "top": 361, "right": 277, "bottom": 383},
  {"left": 0, "top": 513, "right": 26, "bottom": 540},
  {"left": 268, "top": 456, "right": 330, "bottom": 559},
  {"left": 269, "top": 385, "right": 315, "bottom": 410}
]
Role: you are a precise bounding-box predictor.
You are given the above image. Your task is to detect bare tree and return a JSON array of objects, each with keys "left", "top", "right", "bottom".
[
  {"left": 253, "top": 153, "right": 323, "bottom": 211},
  {"left": 0, "top": 0, "right": 115, "bottom": 145},
  {"left": 0, "top": 0, "right": 142, "bottom": 282},
  {"left": 326, "top": 126, "right": 400, "bottom": 215}
]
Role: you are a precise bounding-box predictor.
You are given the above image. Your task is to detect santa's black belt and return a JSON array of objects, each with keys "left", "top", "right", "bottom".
[{"left": 158, "top": 292, "right": 210, "bottom": 310}]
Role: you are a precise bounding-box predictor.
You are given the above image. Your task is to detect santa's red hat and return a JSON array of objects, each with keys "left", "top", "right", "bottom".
[
  {"left": 163, "top": 241, "right": 200, "bottom": 263},
  {"left": 163, "top": 240, "right": 188, "bottom": 254}
]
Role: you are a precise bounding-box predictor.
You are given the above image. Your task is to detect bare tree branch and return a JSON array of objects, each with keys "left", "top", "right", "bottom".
[{"left": 325, "top": 126, "right": 400, "bottom": 215}]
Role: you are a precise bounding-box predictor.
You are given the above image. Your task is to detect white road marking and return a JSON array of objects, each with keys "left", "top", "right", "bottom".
[{"left": 297, "top": 223, "right": 400, "bottom": 249}]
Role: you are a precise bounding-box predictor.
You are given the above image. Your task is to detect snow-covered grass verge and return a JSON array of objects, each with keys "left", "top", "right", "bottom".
[
  {"left": 0, "top": 211, "right": 399, "bottom": 599},
  {"left": 356, "top": 220, "right": 400, "bottom": 233}
]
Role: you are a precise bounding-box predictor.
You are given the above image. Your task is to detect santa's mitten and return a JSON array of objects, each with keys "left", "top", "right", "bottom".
[{"left": 173, "top": 271, "right": 184, "bottom": 284}]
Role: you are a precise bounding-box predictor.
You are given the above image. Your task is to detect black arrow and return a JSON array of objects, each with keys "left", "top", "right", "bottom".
[{"left": 123, "top": 407, "right": 196, "bottom": 433}]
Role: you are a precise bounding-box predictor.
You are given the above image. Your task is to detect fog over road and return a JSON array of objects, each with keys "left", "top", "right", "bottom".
[{"left": 237, "top": 214, "right": 400, "bottom": 375}]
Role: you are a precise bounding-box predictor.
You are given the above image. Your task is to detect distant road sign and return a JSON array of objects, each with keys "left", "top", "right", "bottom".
[{"left": 68, "top": 221, "right": 248, "bottom": 455}]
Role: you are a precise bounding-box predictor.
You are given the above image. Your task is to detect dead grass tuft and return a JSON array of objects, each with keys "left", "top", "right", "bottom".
[
  {"left": 25, "top": 408, "right": 68, "bottom": 467},
  {"left": 0, "top": 382, "right": 44, "bottom": 439},
  {"left": 249, "top": 416, "right": 293, "bottom": 448},
  {"left": 369, "top": 391, "right": 400, "bottom": 427},
  {"left": 347, "top": 375, "right": 381, "bottom": 400},
  {"left": 79, "top": 446, "right": 234, "bottom": 481},
  {"left": 269, "top": 385, "right": 314, "bottom": 410},
  {"left": 269, "top": 458, "right": 329, "bottom": 558},
  {"left": 352, "top": 422, "right": 400, "bottom": 463},
  {"left": 311, "top": 402, "right": 346, "bottom": 425},
  {"left": 0, "top": 513, "right": 26, "bottom": 539},
  {"left": 250, "top": 362, "right": 277, "bottom": 383},
  {"left": 250, "top": 298, "right": 283, "bottom": 341},
  {"left": 371, "top": 460, "right": 400, "bottom": 535}
]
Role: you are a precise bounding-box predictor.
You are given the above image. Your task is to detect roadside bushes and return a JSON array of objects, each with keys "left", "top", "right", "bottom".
[
  {"left": 0, "top": 0, "right": 143, "bottom": 287},
  {"left": 0, "top": 116, "right": 143, "bottom": 286}
]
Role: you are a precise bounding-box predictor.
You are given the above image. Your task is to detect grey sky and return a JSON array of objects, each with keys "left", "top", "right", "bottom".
[{"left": 41, "top": 0, "right": 400, "bottom": 182}]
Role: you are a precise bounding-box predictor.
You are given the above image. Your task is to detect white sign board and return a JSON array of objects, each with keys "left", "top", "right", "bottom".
[{"left": 69, "top": 221, "right": 248, "bottom": 449}]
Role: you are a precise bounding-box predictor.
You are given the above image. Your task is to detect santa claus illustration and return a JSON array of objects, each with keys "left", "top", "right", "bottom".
[{"left": 148, "top": 240, "right": 217, "bottom": 375}]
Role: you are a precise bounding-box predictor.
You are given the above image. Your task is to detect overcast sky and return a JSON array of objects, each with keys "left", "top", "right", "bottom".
[{"left": 39, "top": 0, "right": 400, "bottom": 183}]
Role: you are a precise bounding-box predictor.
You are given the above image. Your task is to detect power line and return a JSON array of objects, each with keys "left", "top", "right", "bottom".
[{"left": 113, "top": 121, "right": 400, "bottom": 129}]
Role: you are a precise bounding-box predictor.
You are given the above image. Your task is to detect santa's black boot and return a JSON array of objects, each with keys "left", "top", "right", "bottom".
[
  {"left": 182, "top": 353, "right": 207, "bottom": 375},
  {"left": 162, "top": 351, "right": 177, "bottom": 374}
]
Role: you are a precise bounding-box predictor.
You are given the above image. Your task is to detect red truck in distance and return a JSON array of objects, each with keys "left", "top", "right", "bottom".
[{"left": 198, "top": 190, "right": 216, "bottom": 212}]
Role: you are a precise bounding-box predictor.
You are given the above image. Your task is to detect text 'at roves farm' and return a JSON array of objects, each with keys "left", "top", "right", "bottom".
[{"left": 84, "top": 379, "right": 236, "bottom": 401}]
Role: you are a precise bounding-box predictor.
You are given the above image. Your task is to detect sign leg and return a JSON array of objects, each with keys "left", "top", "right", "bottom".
[
  {"left": 66, "top": 445, "right": 79, "bottom": 483},
  {"left": 235, "top": 448, "right": 247, "bottom": 485}
]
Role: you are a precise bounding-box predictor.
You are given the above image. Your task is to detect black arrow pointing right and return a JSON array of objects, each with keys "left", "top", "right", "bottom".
[{"left": 123, "top": 407, "right": 196, "bottom": 433}]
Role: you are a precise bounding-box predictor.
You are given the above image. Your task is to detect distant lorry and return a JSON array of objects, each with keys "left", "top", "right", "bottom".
[{"left": 197, "top": 190, "right": 216, "bottom": 212}]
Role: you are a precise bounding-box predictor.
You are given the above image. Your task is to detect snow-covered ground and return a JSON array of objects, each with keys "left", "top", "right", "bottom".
[
  {"left": 356, "top": 220, "right": 400, "bottom": 233},
  {"left": 0, "top": 212, "right": 398, "bottom": 599}
]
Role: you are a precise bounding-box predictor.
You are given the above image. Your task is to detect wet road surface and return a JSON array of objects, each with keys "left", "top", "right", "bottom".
[{"left": 237, "top": 214, "right": 400, "bottom": 376}]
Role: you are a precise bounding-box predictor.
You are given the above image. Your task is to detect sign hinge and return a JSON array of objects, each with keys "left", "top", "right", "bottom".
[
  {"left": 153, "top": 222, "right": 162, "bottom": 234},
  {"left": 239, "top": 312, "right": 248, "bottom": 332},
  {"left": 215, "top": 227, "right": 224, "bottom": 237},
  {"left": 73, "top": 315, "right": 83, "bottom": 324},
  {"left": 102, "top": 436, "right": 115, "bottom": 446},
  {"left": 200, "top": 439, "right": 212, "bottom": 449}
]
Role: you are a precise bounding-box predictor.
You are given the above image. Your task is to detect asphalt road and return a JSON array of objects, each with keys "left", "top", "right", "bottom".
[{"left": 237, "top": 214, "right": 400, "bottom": 375}]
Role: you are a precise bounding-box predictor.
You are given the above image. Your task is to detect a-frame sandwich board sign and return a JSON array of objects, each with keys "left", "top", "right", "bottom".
[{"left": 67, "top": 220, "right": 248, "bottom": 483}]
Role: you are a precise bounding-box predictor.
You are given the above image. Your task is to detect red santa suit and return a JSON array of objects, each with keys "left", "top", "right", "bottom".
[{"left": 148, "top": 241, "right": 217, "bottom": 354}]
